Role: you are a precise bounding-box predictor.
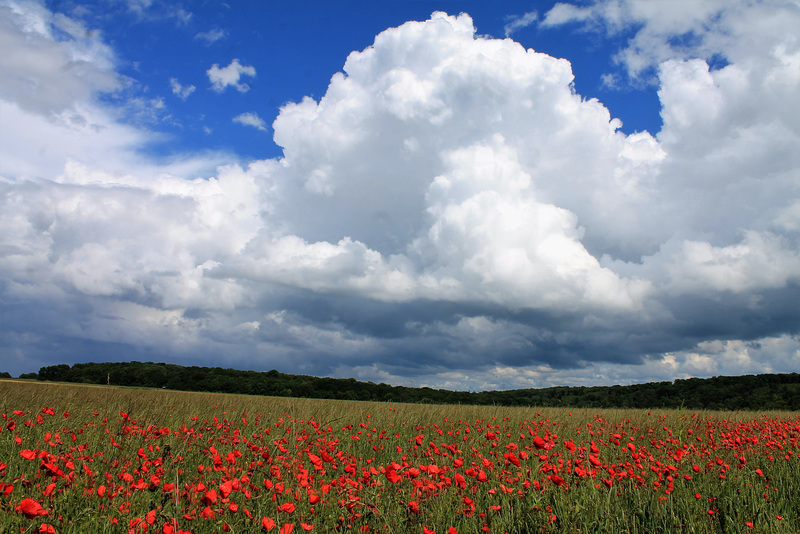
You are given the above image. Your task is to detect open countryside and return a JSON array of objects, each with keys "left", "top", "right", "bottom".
[{"left": 2, "top": 380, "right": 799, "bottom": 533}]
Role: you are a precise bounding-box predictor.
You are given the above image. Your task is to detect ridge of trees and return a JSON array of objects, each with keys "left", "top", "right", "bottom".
[{"left": 16, "top": 361, "right": 800, "bottom": 410}]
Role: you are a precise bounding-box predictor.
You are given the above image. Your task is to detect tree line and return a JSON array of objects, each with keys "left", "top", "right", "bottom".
[{"left": 13, "top": 362, "right": 800, "bottom": 410}]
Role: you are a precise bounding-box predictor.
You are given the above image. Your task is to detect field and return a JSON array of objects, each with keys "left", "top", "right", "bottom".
[{"left": 1, "top": 381, "right": 798, "bottom": 533}]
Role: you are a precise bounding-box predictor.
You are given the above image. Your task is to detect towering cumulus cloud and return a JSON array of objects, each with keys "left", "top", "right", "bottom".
[
  {"left": 1, "top": 4, "right": 799, "bottom": 388},
  {"left": 255, "top": 13, "right": 652, "bottom": 311}
]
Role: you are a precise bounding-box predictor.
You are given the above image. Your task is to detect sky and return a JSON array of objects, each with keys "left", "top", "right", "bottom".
[{"left": 1, "top": 0, "right": 799, "bottom": 391}]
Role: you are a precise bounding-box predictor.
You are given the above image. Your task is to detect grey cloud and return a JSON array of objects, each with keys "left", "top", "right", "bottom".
[{"left": 0, "top": 1, "right": 120, "bottom": 116}]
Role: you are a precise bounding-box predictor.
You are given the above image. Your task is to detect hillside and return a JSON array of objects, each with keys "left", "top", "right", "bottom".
[{"left": 16, "top": 361, "right": 800, "bottom": 410}]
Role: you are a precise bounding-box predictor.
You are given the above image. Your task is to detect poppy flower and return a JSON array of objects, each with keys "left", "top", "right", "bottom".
[
  {"left": 262, "top": 517, "right": 276, "bottom": 531},
  {"left": 385, "top": 469, "right": 402, "bottom": 484},
  {"left": 278, "top": 502, "right": 295, "bottom": 513},
  {"left": 219, "top": 480, "right": 234, "bottom": 498},
  {"left": 18, "top": 498, "right": 48, "bottom": 519}
]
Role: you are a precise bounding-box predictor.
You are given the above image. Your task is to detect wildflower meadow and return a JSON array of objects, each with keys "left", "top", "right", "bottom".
[{"left": 1, "top": 380, "right": 798, "bottom": 533}]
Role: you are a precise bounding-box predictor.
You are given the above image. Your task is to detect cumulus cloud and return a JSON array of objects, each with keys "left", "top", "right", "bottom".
[
  {"left": 233, "top": 112, "right": 268, "bottom": 131},
  {"left": 1, "top": 3, "right": 799, "bottom": 389},
  {"left": 207, "top": 58, "right": 256, "bottom": 93}
]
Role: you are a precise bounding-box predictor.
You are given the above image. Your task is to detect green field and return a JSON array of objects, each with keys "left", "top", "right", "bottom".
[{"left": 1, "top": 380, "right": 798, "bottom": 533}]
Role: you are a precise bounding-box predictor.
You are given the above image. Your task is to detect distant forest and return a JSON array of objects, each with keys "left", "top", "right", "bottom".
[{"left": 10, "top": 362, "right": 800, "bottom": 411}]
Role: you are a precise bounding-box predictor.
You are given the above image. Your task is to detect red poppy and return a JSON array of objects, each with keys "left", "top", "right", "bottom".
[
  {"left": 203, "top": 489, "right": 217, "bottom": 504},
  {"left": 385, "top": 469, "right": 402, "bottom": 484},
  {"left": 219, "top": 480, "right": 234, "bottom": 498},
  {"left": 278, "top": 502, "right": 295, "bottom": 513},
  {"left": 18, "top": 498, "right": 48, "bottom": 519}
]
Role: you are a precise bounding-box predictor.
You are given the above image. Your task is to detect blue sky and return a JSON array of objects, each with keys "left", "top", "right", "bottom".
[
  {"left": 87, "top": 0, "right": 660, "bottom": 161},
  {"left": 1, "top": 0, "right": 799, "bottom": 390}
]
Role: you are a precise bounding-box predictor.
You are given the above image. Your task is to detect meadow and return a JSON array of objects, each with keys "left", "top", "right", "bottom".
[{"left": 1, "top": 380, "right": 798, "bottom": 533}]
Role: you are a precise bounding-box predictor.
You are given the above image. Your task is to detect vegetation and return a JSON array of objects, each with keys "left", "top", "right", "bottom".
[
  {"left": 1, "top": 380, "right": 798, "bottom": 533},
  {"left": 11, "top": 361, "right": 800, "bottom": 410}
]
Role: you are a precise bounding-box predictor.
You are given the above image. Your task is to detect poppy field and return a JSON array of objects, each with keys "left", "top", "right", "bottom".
[{"left": 1, "top": 380, "right": 799, "bottom": 533}]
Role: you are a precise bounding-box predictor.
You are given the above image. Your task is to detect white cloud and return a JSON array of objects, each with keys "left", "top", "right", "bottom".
[
  {"left": 195, "top": 28, "right": 227, "bottom": 45},
  {"left": 124, "top": 95, "right": 169, "bottom": 124},
  {"left": 207, "top": 58, "right": 256, "bottom": 93},
  {"left": 125, "top": 0, "right": 154, "bottom": 14},
  {"left": 124, "top": 0, "right": 191, "bottom": 26},
  {"left": 541, "top": 2, "right": 605, "bottom": 29},
  {"left": 636, "top": 232, "right": 800, "bottom": 295},
  {"left": 410, "top": 137, "right": 649, "bottom": 310},
  {"left": 233, "top": 111, "right": 268, "bottom": 131},
  {"left": 170, "top": 77, "right": 195, "bottom": 100},
  {"left": 263, "top": 12, "right": 658, "bottom": 311},
  {"left": 541, "top": 0, "right": 800, "bottom": 86},
  {"left": 1, "top": 159, "right": 264, "bottom": 312},
  {"left": 504, "top": 10, "right": 538, "bottom": 37}
]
